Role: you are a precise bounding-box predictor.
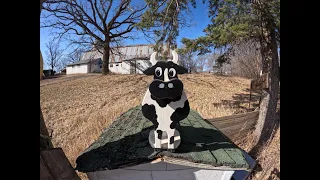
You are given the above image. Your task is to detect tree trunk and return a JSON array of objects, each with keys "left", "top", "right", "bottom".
[
  {"left": 50, "top": 65, "right": 53, "bottom": 76},
  {"left": 102, "top": 40, "right": 110, "bottom": 75},
  {"left": 259, "top": 39, "right": 270, "bottom": 74},
  {"left": 254, "top": 18, "right": 280, "bottom": 145}
]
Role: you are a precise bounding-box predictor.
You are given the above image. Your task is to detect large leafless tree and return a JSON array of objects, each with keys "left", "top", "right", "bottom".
[
  {"left": 41, "top": 0, "right": 146, "bottom": 75},
  {"left": 45, "top": 40, "right": 64, "bottom": 74}
]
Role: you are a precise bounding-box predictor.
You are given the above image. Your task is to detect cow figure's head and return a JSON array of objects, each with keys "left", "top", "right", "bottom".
[{"left": 143, "top": 51, "right": 188, "bottom": 99}]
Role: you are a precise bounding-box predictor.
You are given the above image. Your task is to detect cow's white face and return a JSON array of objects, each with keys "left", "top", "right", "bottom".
[{"left": 143, "top": 51, "right": 188, "bottom": 99}]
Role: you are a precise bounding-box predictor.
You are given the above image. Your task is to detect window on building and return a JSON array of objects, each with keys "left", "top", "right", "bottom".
[
  {"left": 110, "top": 64, "right": 113, "bottom": 67},
  {"left": 116, "top": 64, "right": 119, "bottom": 66}
]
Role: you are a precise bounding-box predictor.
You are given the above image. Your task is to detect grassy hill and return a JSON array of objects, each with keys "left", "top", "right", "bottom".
[{"left": 40, "top": 73, "right": 278, "bottom": 180}]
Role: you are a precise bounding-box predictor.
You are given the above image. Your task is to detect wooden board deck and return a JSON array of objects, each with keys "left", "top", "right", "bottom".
[{"left": 206, "top": 110, "right": 259, "bottom": 140}]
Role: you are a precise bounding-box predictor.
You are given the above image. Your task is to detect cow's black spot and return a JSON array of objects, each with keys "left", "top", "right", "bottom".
[
  {"left": 154, "top": 122, "right": 159, "bottom": 130},
  {"left": 156, "top": 130, "right": 163, "bottom": 139},
  {"left": 151, "top": 95, "right": 181, "bottom": 108},
  {"left": 142, "top": 104, "right": 158, "bottom": 129},
  {"left": 170, "top": 121, "right": 177, "bottom": 129},
  {"left": 170, "top": 136, "right": 174, "bottom": 144},
  {"left": 170, "top": 100, "right": 190, "bottom": 124}
]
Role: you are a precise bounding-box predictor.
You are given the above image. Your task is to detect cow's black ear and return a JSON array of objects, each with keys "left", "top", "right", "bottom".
[
  {"left": 143, "top": 67, "right": 155, "bottom": 75},
  {"left": 174, "top": 64, "right": 188, "bottom": 74}
]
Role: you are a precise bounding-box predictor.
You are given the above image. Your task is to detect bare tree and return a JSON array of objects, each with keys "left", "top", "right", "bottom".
[
  {"left": 65, "top": 46, "right": 86, "bottom": 64},
  {"left": 45, "top": 40, "right": 64, "bottom": 75},
  {"left": 223, "top": 40, "right": 262, "bottom": 78},
  {"left": 178, "top": 49, "right": 197, "bottom": 73},
  {"left": 196, "top": 53, "right": 221, "bottom": 73},
  {"left": 41, "top": 0, "right": 146, "bottom": 75},
  {"left": 178, "top": 49, "right": 218, "bottom": 73},
  {"left": 206, "top": 53, "right": 220, "bottom": 73}
]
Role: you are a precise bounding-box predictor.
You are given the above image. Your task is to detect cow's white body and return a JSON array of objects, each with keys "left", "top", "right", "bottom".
[{"left": 142, "top": 89, "right": 187, "bottom": 149}]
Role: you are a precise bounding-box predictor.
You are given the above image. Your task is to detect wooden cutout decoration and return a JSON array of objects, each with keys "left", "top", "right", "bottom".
[{"left": 142, "top": 50, "right": 190, "bottom": 151}]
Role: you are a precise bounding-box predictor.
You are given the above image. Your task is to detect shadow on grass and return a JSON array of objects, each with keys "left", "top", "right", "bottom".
[
  {"left": 43, "top": 74, "right": 65, "bottom": 79},
  {"left": 212, "top": 88, "right": 261, "bottom": 113}
]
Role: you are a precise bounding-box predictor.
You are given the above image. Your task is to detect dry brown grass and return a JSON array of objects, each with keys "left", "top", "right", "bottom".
[
  {"left": 235, "top": 127, "right": 280, "bottom": 180},
  {"left": 40, "top": 73, "right": 272, "bottom": 179},
  {"left": 251, "top": 127, "right": 280, "bottom": 180}
]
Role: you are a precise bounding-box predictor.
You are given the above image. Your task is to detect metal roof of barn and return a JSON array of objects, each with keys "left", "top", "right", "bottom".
[{"left": 67, "top": 58, "right": 102, "bottom": 66}]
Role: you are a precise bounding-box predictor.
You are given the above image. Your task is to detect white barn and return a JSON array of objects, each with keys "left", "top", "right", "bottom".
[{"left": 66, "top": 44, "right": 173, "bottom": 75}]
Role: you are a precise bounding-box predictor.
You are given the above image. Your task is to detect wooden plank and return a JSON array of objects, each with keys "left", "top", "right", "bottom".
[
  {"left": 221, "top": 126, "right": 255, "bottom": 140},
  {"left": 214, "top": 118, "right": 257, "bottom": 130},
  {"left": 206, "top": 111, "right": 258, "bottom": 131},
  {"left": 205, "top": 111, "right": 259, "bottom": 140},
  {"left": 40, "top": 148, "right": 81, "bottom": 180},
  {"left": 210, "top": 113, "right": 258, "bottom": 128},
  {"left": 218, "top": 121, "right": 256, "bottom": 135},
  {"left": 40, "top": 156, "right": 54, "bottom": 180},
  {"left": 250, "top": 73, "right": 269, "bottom": 90},
  {"left": 213, "top": 120, "right": 256, "bottom": 131},
  {"left": 226, "top": 131, "right": 252, "bottom": 140},
  {"left": 207, "top": 110, "right": 259, "bottom": 123},
  {"left": 222, "top": 125, "right": 255, "bottom": 136}
]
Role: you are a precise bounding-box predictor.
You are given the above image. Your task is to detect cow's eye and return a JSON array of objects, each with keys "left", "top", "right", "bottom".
[
  {"left": 169, "top": 68, "right": 176, "bottom": 77},
  {"left": 155, "top": 67, "right": 162, "bottom": 77}
]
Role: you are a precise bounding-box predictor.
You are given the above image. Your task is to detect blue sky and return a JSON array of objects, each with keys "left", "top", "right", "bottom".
[{"left": 40, "top": 0, "right": 211, "bottom": 66}]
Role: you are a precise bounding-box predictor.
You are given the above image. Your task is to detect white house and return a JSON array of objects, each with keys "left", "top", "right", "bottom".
[
  {"left": 66, "top": 58, "right": 102, "bottom": 74},
  {"left": 66, "top": 44, "right": 175, "bottom": 75},
  {"left": 75, "top": 106, "right": 256, "bottom": 180}
]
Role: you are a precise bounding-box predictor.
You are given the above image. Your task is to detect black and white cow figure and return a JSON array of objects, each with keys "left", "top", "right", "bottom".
[{"left": 142, "top": 50, "right": 190, "bottom": 152}]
